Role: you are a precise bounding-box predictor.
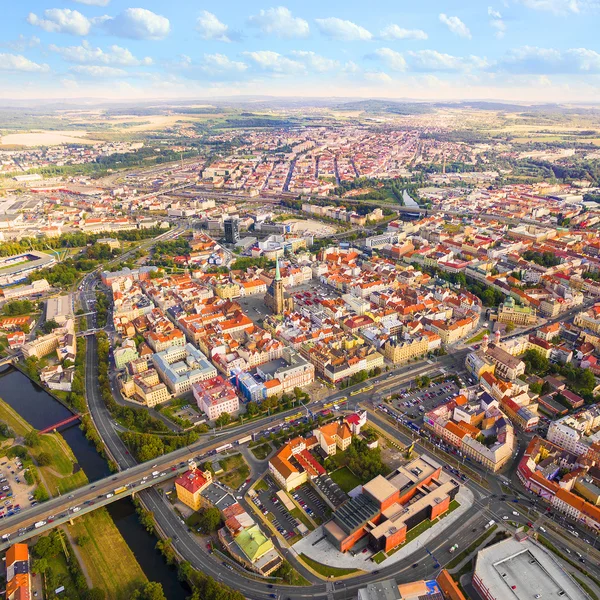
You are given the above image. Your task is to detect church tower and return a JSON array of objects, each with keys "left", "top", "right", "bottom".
[{"left": 264, "top": 258, "right": 293, "bottom": 315}]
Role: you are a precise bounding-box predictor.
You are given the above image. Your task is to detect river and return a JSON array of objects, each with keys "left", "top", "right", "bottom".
[
  {"left": 107, "top": 500, "right": 189, "bottom": 600},
  {"left": 0, "top": 365, "right": 188, "bottom": 598},
  {"left": 402, "top": 190, "right": 419, "bottom": 208},
  {"left": 0, "top": 365, "right": 109, "bottom": 482}
]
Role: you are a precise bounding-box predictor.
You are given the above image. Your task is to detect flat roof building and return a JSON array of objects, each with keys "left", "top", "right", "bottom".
[
  {"left": 46, "top": 294, "right": 73, "bottom": 325},
  {"left": 473, "top": 537, "right": 588, "bottom": 600}
]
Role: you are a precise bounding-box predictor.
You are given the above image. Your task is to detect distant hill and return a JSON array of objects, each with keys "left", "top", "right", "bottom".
[{"left": 333, "top": 99, "right": 433, "bottom": 115}]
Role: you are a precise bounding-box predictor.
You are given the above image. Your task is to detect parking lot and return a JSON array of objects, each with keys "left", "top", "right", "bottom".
[
  {"left": 0, "top": 458, "right": 36, "bottom": 522},
  {"left": 292, "top": 483, "right": 331, "bottom": 525},
  {"left": 253, "top": 477, "right": 299, "bottom": 542},
  {"left": 389, "top": 378, "right": 462, "bottom": 421}
]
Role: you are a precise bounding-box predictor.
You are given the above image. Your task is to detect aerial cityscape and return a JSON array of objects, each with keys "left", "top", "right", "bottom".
[{"left": 2, "top": 2, "right": 600, "bottom": 600}]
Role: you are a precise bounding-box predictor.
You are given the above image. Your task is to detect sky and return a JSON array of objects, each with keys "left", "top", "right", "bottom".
[{"left": 2, "top": 0, "right": 600, "bottom": 102}]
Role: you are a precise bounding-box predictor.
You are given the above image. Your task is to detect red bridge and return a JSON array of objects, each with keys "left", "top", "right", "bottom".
[{"left": 38, "top": 414, "right": 82, "bottom": 435}]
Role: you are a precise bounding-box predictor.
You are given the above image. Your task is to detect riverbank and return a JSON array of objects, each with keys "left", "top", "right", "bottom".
[
  {"left": 0, "top": 397, "right": 88, "bottom": 495},
  {"left": 66, "top": 507, "right": 148, "bottom": 600}
]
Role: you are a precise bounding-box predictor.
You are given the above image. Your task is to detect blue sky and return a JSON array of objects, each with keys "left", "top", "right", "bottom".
[{"left": 1, "top": 0, "right": 600, "bottom": 101}]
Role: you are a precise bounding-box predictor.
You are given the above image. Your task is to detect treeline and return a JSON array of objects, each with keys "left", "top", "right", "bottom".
[
  {"left": 0, "top": 227, "right": 167, "bottom": 258},
  {"left": 2, "top": 299, "right": 35, "bottom": 316}
]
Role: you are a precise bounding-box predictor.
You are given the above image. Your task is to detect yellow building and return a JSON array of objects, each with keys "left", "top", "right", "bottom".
[
  {"left": 174, "top": 465, "right": 213, "bottom": 511},
  {"left": 497, "top": 297, "right": 537, "bottom": 326},
  {"left": 215, "top": 281, "right": 241, "bottom": 299},
  {"left": 383, "top": 335, "right": 429, "bottom": 364}
]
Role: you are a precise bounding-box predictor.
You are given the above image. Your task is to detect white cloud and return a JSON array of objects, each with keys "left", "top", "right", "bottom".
[
  {"left": 0, "top": 53, "right": 49, "bottom": 73},
  {"left": 290, "top": 51, "right": 339, "bottom": 72},
  {"left": 1, "top": 35, "right": 41, "bottom": 52},
  {"left": 72, "top": 0, "right": 111, "bottom": 6},
  {"left": 98, "top": 8, "right": 170, "bottom": 40},
  {"left": 488, "top": 7, "right": 507, "bottom": 38},
  {"left": 515, "top": 0, "right": 580, "bottom": 14},
  {"left": 242, "top": 50, "right": 304, "bottom": 73},
  {"left": 70, "top": 65, "right": 128, "bottom": 77},
  {"left": 380, "top": 24, "right": 428, "bottom": 40},
  {"left": 200, "top": 53, "right": 247, "bottom": 73},
  {"left": 27, "top": 9, "right": 91, "bottom": 35},
  {"left": 49, "top": 41, "right": 152, "bottom": 66},
  {"left": 372, "top": 48, "right": 486, "bottom": 72},
  {"left": 315, "top": 17, "right": 372, "bottom": 41},
  {"left": 439, "top": 13, "right": 472, "bottom": 39},
  {"left": 495, "top": 46, "right": 600, "bottom": 73},
  {"left": 248, "top": 7, "right": 309, "bottom": 38},
  {"left": 364, "top": 72, "right": 393, "bottom": 84},
  {"left": 196, "top": 11, "right": 231, "bottom": 42},
  {"left": 372, "top": 48, "right": 407, "bottom": 71}
]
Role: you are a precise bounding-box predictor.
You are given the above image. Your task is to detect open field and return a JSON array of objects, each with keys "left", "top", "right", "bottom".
[
  {"left": 218, "top": 453, "right": 250, "bottom": 490},
  {"left": 329, "top": 467, "right": 362, "bottom": 493},
  {"left": 0, "top": 130, "right": 103, "bottom": 147},
  {"left": 0, "top": 398, "right": 88, "bottom": 495},
  {"left": 250, "top": 443, "right": 272, "bottom": 461},
  {"left": 67, "top": 508, "right": 147, "bottom": 600}
]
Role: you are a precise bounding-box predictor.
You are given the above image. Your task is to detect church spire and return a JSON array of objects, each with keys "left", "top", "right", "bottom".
[{"left": 275, "top": 257, "right": 281, "bottom": 281}]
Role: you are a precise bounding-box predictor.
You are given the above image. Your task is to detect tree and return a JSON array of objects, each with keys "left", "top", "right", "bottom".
[
  {"left": 77, "top": 534, "right": 91, "bottom": 547},
  {"left": 522, "top": 349, "right": 549, "bottom": 375},
  {"left": 24, "top": 430, "right": 40, "bottom": 447},
  {"left": 41, "top": 319, "right": 60, "bottom": 334},
  {"left": 84, "top": 589, "right": 106, "bottom": 600},
  {"left": 246, "top": 402, "right": 259, "bottom": 417},
  {"left": 33, "top": 533, "right": 61, "bottom": 559},
  {"left": 505, "top": 322, "right": 515, "bottom": 334},
  {"left": 36, "top": 452, "right": 52, "bottom": 466},
  {"left": 215, "top": 412, "right": 231, "bottom": 427},
  {"left": 132, "top": 582, "right": 167, "bottom": 600},
  {"left": 31, "top": 557, "right": 49, "bottom": 574},
  {"left": 198, "top": 507, "right": 222, "bottom": 532}
]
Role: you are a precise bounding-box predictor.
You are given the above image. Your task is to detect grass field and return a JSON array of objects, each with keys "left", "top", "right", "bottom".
[
  {"left": 299, "top": 554, "right": 359, "bottom": 578},
  {"left": 466, "top": 329, "right": 490, "bottom": 345},
  {"left": 67, "top": 508, "right": 147, "bottom": 599},
  {"left": 330, "top": 467, "right": 362, "bottom": 493},
  {"left": 250, "top": 443, "right": 272, "bottom": 461},
  {"left": 0, "top": 398, "right": 88, "bottom": 495},
  {"left": 218, "top": 453, "right": 250, "bottom": 490},
  {"left": 254, "top": 478, "right": 269, "bottom": 492}
]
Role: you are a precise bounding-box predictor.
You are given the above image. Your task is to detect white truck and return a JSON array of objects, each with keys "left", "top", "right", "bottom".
[
  {"left": 485, "top": 519, "right": 495, "bottom": 529},
  {"left": 34, "top": 521, "right": 46, "bottom": 529}
]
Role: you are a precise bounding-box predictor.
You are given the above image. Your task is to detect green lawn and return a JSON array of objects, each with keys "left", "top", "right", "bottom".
[
  {"left": 299, "top": 554, "right": 358, "bottom": 577},
  {"left": 218, "top": 453, "right": 250, "bottom": 490},
  {"left": 466, "top": 329, "right": 490, "bottom": 345},
  {"left": 372, "top": 551, "right": 387, "bottom": 564},
  {"left": 67, "top": 508, "right": 147, "bottom": 600},
  {"left": 0, "top": 398, "right": 88, "bottom": 495},
  {"left": 250, "top": 443, "right": 272, "bottom": 460},
  {"left": 290, "top": 507, "right": 315, "bottom": 531},
  {"left": 329, "top": 467, "right": 362, "bottom": 493},
  {"left": 253, "top": 478, "right": 269, "bottom": 492}
]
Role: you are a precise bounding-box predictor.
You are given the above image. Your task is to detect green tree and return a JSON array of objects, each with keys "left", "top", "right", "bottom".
[
  {"left": 215, "top": 412, "right": 231, "bottom": 427},
  {"left": 198, "top": 507, "right": 222, "bottom": 533},
  {"left": 24, "top": 430, "right": 40, "bottom": 447},
  {"left": 132, "top": 582, "right": 167, "bottom": 600},
  {"left": 33, "top": 533, "right": 61, "bottom": 559},
  {"left": 246, "top": 402, "right": 259, "bottom": 417},
  {"left": 36, "top": 452, "right": 52, "bottom": 466},
  {"left": 83, "top": 589, "right": 106, "bottom": 600}
]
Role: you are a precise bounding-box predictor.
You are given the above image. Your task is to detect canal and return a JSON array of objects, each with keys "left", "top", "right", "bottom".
[{"left": 0, "top": 365, "right": 188, "bottom": 598}]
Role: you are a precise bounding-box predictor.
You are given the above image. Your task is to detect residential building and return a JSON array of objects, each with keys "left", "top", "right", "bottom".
[
  {"left": 5, "top": 543, "right": 31, "bottom": 600},
  {"left": 193, "top": 375, "right": 240, "bottom": 421},
  {"left": 114, "top": 339, "right": 139, "bottom": 369}
]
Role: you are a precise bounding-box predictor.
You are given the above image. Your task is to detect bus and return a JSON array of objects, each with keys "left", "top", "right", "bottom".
[
  {"left": 350, "top": 389, "right": 361, "bottom": 396},
  {"left": 361, "top": 384, "right": 374, "bottom": 393}
]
